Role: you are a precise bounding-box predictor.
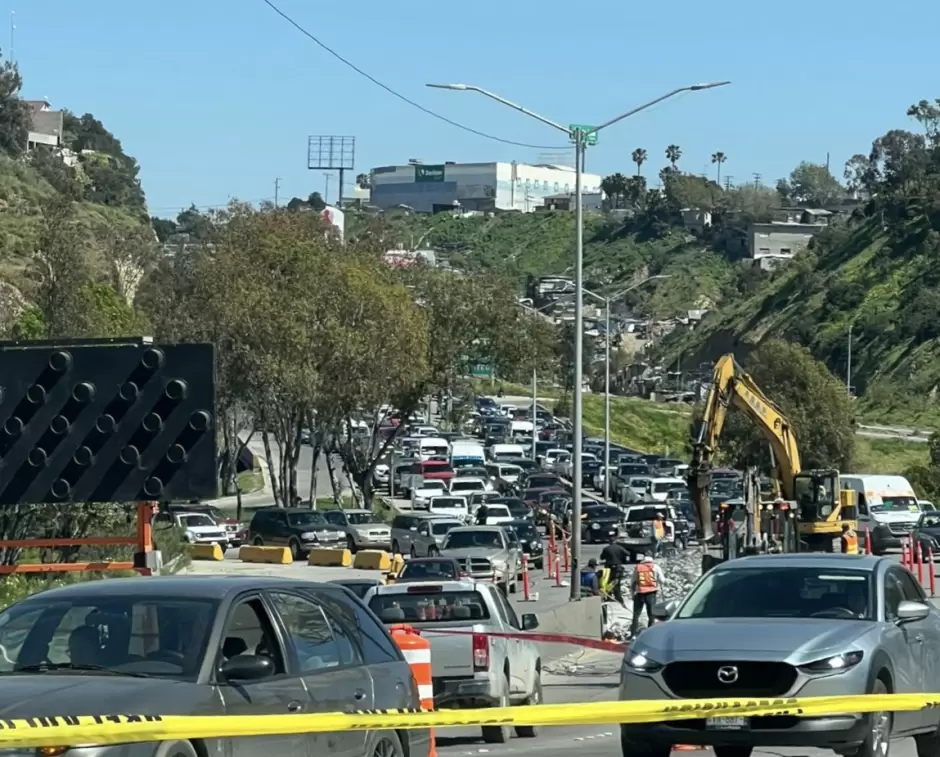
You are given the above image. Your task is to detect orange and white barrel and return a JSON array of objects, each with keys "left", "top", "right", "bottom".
[{"left": 389, "top": 623, "right": 436, "bottom": 756}]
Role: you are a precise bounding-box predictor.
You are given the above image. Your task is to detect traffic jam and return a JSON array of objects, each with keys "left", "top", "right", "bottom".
[{"left": 2, "top": 385, "right": 940, "bottom": 757}]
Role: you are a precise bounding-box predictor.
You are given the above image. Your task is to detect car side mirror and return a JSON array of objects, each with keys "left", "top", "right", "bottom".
[
  {"left": 220, "top": 655, "right": 274, "bottom": 682},
  {"left": 896, "top": 600, "right": 930, "bottom": 625},
  {"left": 410, "top": 526, "right": 418, "bottom": 531},
  {"left": 520, "top": 613, "right": 539, "bottom": 631}
]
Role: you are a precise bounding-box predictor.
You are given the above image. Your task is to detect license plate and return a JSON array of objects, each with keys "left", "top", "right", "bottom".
[{"left": 705, "top": 717, "right": 747, "bottom": 730}]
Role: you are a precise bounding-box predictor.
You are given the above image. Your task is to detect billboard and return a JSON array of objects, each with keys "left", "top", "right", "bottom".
[{"left": 414, "top": 164, "right": 445, "bottom": 182}]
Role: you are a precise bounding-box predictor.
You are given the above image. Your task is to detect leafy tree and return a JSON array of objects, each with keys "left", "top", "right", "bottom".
[
  {"left": 664, "top": 173, "right": 722, "bottom": 210},
  {"left": 0, "top": 49, "right": 30, "bottom": 157},
  {"left": 174, "top": 204, "right": 215, "bottom": 241},
  {"left": 601, "top": 173, "right": 628, "bottom": 209},
  {"left": 775, "top": 162, "right": 844, "bottom": 207},
  {"left": 355, "top": 173, "right": 371, "bottom": 189},
  {"left": 151, "top": 216, "right": 177, "bottom": 242},
  {"left": 308, "top": 192, "right": 326, "bottom": 211},
  {"left": 29, "top": 145, "right": 81, "bottom": 197},
  {"left": 631, "top": 148, "right": 647, "bottom": 176},
  {"left": 716, "top": 341, "right": 855, "bottom": 474},
  {"left": 665, "top": 144, "right": 682, "bottom": 171},
  {"left": 906, "top": 99, "right": 940, "bottom": 144},
  {"left": 711, "top": 151, "right": 727, "bottom": 184}
]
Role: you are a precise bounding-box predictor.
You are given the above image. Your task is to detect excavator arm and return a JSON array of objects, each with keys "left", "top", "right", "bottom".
[{"left": 688, "top": 354, "right": 802, "bottom": 538}]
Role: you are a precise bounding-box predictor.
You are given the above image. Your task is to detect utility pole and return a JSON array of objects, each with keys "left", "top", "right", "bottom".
[
  {"left": 846, "top": 322, "right": 854, "bottom": 398},
  {"left": 752, "top": 173, "right": 762, "bottom": 187},
  {"left": 274, "top": 177, "right": 282, "bottom": 209},
  {"left": 323, "top": 173, "right": 331, "bottom": 205},
  {"left": 9, "top": 11, "right": 15, "bottom": 63},
  {"left": 724, "top": 175, "right": 734, "bottom": 191}
]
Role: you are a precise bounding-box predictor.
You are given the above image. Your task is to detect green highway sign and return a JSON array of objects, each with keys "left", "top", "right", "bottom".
[
  {"left": 469, "top": 362, "right": 494, "bottom": 379},
  {"left": 569, "top": 124, "right": 598, "bottom": 146}
]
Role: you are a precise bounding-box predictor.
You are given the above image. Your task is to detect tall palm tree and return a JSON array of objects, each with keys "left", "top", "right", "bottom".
[
  {"left": 665, "top": 145, "right": 682, "bottom": 171},
  {"left": 631, "top": 148, "right": 647, "bottom": 176},
  {"left": 711, "top": 152, "right": 727, "bottom": 184}
]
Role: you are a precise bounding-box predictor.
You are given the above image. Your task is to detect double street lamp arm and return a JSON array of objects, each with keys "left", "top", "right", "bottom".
[{"left": 428, "top": 81, "right": 729, "bottom": 601}]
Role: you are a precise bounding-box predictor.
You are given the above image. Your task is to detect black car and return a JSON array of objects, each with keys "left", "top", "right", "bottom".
[
  {"left": 581, "top": 504, "right": 623, "bottom": 543},
  {"left": 582, "top": 459, "right": 603, "bottom": 486},
  {"left": 489, "top": 496, "right": 531, "bottom": 520},
  {"left": 505, "top": 519, "right": 544, "bottom": 569},
  {"left": 248, "top": 507, "right": 346, "bottom": 559},
  {"left": 914, "top": 511, "right": 940, "bottom": 554}
]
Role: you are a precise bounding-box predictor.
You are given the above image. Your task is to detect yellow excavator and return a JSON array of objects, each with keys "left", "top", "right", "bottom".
[{"left": 688, "top": 354, "right": 857, "bottom": 552}]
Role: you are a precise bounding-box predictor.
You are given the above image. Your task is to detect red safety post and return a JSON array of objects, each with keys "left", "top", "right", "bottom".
[
  {"left": 930, "top": 547, "right": 937, "bottom": 597},
  {"left": 554, "top": 555, "right": 563, "bottom": 587},
  {"left": 901, "top": 539, "right": 909, "bottom": 569},
  {"left": 521, "top": 554, "right": 531, "bottom": 601},
  {"left": 545, "top": 544, "right": 554, "bottom": 579},
  {"left": 917, "top": 540, "right": 925, "bottom": 585},
  {"left": 548, "top": 518, "right": 557, "bottom": 555},
  {"left": 864, "top": 528, "right": 872, "bottom": 555},
  {"left": 562, "top": 531, "right": 570, "bottom": 573}
]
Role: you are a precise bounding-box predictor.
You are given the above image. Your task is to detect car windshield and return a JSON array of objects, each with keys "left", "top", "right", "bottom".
[
  {"left": 585, "top": 506, "right": 621, "bottom": 519},
  {"left": 347, "top": 512, "right": 380, "bottom": 525},
  {"left": 509, "top": 522, "right": 538, "bottom": 540},
  {"left": 179, "top": 513, "right": 214, "bottom": 528},
  {"left": 431, "top": 521, "right": 461, "bottom": 536},
  {"left": 0, "top": 596, "right": 217, "bottom": 679},
  {"left": 430, "top": 498, "right": 465, "bottom": 510},
  {"left": 871, "top": 496, "right": 920, "bottom": 513},
  {"left": 398, "top": 560, "right": 460, "bottom": 581},
  {"left": 653, "top": 482, "right": 678, "bottom": 493},
  {"left": 627, "top": 508, "right": 663, "bottom": 522},
  {"left": 287, "top": 511, "right": 327, "bottom": 527},
  {"left": 921, "top": 513, "right": 940, "bottom": 528},
  {"left": 420, "top": 481, "right": 447, "bottom": 491},
  {"left": 676, "top": 567, "right": 873, "bottom": 620},
  {"left": 369, "top": 590, "right": 490, "bottom": 623},
  {"left": 452, "top": 481, "right": 483, "bottom": 491},
  {"left": 444, "top": 530, "right": 503, "bottom": 549}
]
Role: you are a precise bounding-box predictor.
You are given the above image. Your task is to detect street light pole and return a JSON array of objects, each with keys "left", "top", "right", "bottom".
[
  {"left": 427, "top": 81, "right": 730, "bottom": 601},
  {"left": 603, "top": 297, "right": 611, "bottom": 503},
  {"left": 531, "top": 367, "right": 538, "bottom": 461}
]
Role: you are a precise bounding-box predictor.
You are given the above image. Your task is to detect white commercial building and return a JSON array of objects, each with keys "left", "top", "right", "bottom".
[{"left": 369, "top": 161, "right": 602, "bottom": 213}]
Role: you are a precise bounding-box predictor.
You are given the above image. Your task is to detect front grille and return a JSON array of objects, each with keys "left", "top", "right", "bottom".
[
  {"left": 460, "top": 557, "right": 493, "bottom": 575},
  {"left": 888, "top": 522, "right": 915, "bottom": 536},
  {"left": 662, "top": 661, "right": 797, "bottom": 698}
]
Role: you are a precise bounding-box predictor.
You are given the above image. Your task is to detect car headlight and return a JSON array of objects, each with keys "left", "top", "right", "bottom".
[
  {"left": 799, "top": 651, "right": 864, "bottom": 673},
  {"left": 624, "top": 650, "right": 664, "bottom": 673},
  {"left": 301, "top": 531, "right": 319, "bottom": 540},
  {"left": 591, "top": 523, "right": 600, "bottom": 529}
]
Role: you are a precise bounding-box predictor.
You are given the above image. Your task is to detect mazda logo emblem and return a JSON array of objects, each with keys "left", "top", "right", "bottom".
[{"left": 717, "top": 665, "right": 739, "bottom": 684}]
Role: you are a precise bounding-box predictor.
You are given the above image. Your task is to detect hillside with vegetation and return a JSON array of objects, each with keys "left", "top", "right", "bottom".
[{"left": 660, "top": 98, "right": 940, "bottom": 425}]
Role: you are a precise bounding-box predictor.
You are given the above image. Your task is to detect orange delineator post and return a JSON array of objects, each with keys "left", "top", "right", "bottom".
[
  {"left": 562, "top": 532, "right": 570, "bottom": 572},
  {"left": 554, "top": 555, "right": 562, "bottom": 587},
  {"left": 548, "top": 519, "right": 557, "bottom": 554},
  {"left": 864, "top": 528, "right": 872, "bottom": 555},
  {"left": 916, "top": 541, "right": 924, "bottom": 584},
  {"left": 390, "top": 624, "right": 435, "bottom": 757},
  {"left": 929, "top": 547, "right": 937, "bottom": 597},
  {"left": 901, "top": 539, "right": 909, "bottom": 569},
  {"left": 521, "top": 554, "right": 530, "bottom": 601}
]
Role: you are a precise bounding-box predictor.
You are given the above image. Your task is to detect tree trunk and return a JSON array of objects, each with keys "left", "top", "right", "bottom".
[
  {"left": 220, "top": 413, "right": 236, "bottom": 496},
  {"left": 260, "top": 426, "right": 281, "bottom": 507},
  {"left": 307, "top": 438, "right": 321, "bottom": 508},
  {"left": 325, "top": 453, "right": 342, "bottom": 504}
]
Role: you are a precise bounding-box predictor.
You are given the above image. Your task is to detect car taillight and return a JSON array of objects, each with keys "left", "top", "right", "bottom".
[{"left": 472, "top": 633, "right": 489, "bottom": 670}]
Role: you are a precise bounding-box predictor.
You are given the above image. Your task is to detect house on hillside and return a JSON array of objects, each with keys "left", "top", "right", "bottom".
[
  {"left": 747, "top": 209, "right": 832, "bottom": 269},
  {"left": 25, "top": 99, "right": 64, "bottom": 151}
]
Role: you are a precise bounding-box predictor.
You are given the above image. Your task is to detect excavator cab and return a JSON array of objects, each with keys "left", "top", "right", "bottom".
[{"left": 792, "top": 470, "right": 858, "bottom": 550}]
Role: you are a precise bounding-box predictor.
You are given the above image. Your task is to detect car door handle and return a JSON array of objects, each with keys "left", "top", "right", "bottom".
[
  {"left": 354, "top": 688, "right": 367, "bottom": 700},
  {"left": 287, "top": 700, "right": 304, "bottom": 712},
  {"left": 915, "top": 634, "right": 926, "bottom": 643}
]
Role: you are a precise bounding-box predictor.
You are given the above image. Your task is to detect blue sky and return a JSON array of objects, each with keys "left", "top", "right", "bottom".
[{"left": 8, "top": 0, "right": 938, "bottom": 217}]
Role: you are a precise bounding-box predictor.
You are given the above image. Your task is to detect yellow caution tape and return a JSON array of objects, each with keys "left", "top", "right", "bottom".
[{"left": 2, "top": 695, "right": 940, "bottom": 747}]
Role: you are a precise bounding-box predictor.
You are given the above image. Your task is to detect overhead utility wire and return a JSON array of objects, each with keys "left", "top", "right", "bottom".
[{"left": 261, "top": 0, "right": 567, "bottom": 151}]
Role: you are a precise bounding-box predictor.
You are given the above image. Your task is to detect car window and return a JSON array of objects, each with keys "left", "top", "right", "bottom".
[
  {"left": 269, "top": 592, "right": 345, "bottom": 672},
  {"left": 884, "top": 573, "right": 905, "bottom": 620},
  {"left": 895, "top": 569, "right": 926, "bottom": 603},
  {"left": 323, "top": 511, "right": 344, "bottom": 525},
  {"left": 321, "top": 589, "right": 403, "bottom": 665},
  {"left": 220, "top": 597, "right": 287, "bottom": 676},
  {"left": 491, "top": 586, "right": 520, "bottom": 629}
]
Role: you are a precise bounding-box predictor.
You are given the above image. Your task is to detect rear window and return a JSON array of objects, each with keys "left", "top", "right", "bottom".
[
  {"left": 444, "top": 530, "right": 503, "bottom": 549},
  {"left": 627, "top": 507, "right": 663, "bottom": 522},
  {"left": 486, "top": 505, "right": 510, "bottom": 517},
  {"left": 585, "top": 506, "right": 621, "bottom": 519},
  {"left": 619, "top": 465, "right": 648, "bottom": 476},
  {"left": 431, "top": 521, "right": 461, "bottom": 535},
  {"left": 421, "top": 463, "right": 453, "bottom": 473},
  {"left": 369, "top": 590, "right": 491, "bottom": 623},
  {"left": 452, "top": 480, "right": 484, "bottom": 491},
  {"left": 653, "top": 482, "right": 678, "bottom": 493},
  {"left": 430, "top": 498, "right": 465, "bottom": 510},
  {"left": 527, "top": 476, "right": 558, "bottom": 489}
]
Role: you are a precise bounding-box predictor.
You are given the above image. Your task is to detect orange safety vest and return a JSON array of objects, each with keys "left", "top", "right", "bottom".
[
  {"left": 841, "top": 530, "right": 859, "bottom": 555},
  {"left": 635, "top": 562, "right": 658, "bottom": 594},
  {"left": 653, "top": 521, "right": 665, "bottom": 539}
]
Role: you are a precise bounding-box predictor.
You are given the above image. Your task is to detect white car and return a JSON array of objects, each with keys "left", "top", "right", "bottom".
[
  {"left": 561, "top": 452, "right": 597, "bottom": 480},
  {"left": 174, "top": 512, "right": 228, "bottom": 547},
  {"left": 412, "top": 479, "right": 449, "bottom": 508},
  {"left": 428, "top": 495, "right": 470, "bottom": 520},
  {"left": 476, "top": 503, "right": 513, "bottom": 525},
  {"left": 373, "top": 462, "right": 390, "bottom": 486},
  {"left": 450, "top": 476, "right": 490, "bottom": 495},
  {"left": 594, "top": 465, "right": 617, "bottom": 492},
  {"left": 541, "top": 448, "right": 568, "bottom": 471}
]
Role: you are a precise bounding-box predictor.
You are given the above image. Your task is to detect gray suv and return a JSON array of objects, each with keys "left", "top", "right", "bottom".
[
  {"left": 619, "top": 553, "right": 940, "bottom": 757},
  {"left": 390, "top": 513, "right": 462, "bottom": 557}
]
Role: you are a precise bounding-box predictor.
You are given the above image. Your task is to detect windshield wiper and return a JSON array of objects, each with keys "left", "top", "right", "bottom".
[{"left": 10, "top": 662, "right": 155, "bottom": 678}]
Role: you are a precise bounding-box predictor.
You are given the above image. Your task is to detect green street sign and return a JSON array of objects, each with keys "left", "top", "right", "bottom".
[
  {"left": 469, "top": 362, "right": 493, "bottom": 379},
  {"left": 569, "top": 124, "right": 598, "bottom": 146}
]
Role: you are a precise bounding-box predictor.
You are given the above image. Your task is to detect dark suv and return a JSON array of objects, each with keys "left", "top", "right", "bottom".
[{"left": 248, "top": 507, "right": 346, "bottom": 560}]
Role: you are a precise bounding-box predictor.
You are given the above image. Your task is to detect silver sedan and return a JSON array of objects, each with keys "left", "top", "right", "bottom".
[{"left": 619, "top": 553, "right": 940, "bottom": 757}]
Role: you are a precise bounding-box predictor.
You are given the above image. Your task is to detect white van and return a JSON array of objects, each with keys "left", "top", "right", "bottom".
[
  {"left": 489, "top": 443, "right": 526, "bottom": 460},
  {"left": 842, "top": 474, "right": 920, "bottom": 555},
  {"left": 510, "top": 420, "right": 534, "bottom": 438},
  {"left": 418, "top": 437, "right": 449, "bottom": 460},
  {"left": 428, "top": 495, "right": 469, "bottom": 521},
  {"left": 647, "top": 477, "right": 687, "bottom": 502},
  {"left": 450, "top": 441, "right": 486, "bottom": 469}
]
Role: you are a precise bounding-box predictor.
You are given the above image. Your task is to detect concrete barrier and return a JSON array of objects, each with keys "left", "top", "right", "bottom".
[
  {"left": 531, "top": 595, "right": 604, "bottom": 662},
  {"left": 238, "top": 545, "right": 293, "bottom": 564},
  {"left": 308, "top": 548, "right": 353, "bottom": 567},
  {"left": 389, "top": 553, "right": 405, "bottom": 575},
  {"left": 353, "top": 550, "right": 392, "bottom": 571},
  {"left": 190, "top": 543, "right": 224, "bottom": 561}
]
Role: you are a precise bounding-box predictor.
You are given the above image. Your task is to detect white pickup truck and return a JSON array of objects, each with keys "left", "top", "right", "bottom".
[{"left": 364, "top": 579, "right": 543, "bottom": 744}]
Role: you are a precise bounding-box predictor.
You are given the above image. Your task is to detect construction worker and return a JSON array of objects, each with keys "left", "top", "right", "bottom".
[
  {"left": 651, "top": 513, "right": 666, "bottom": 557},
  {"left": 629, "top": 553, "right": 666, "bottom": 638},
  {"left": 600, "top": 533, "right": 629, "bottom": 606},
  {"left": 580, "top": 558, "right": 600, "bottom": 595},
  {"left": 841, "top": 523, "right": 859, "bottom": 555}
]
